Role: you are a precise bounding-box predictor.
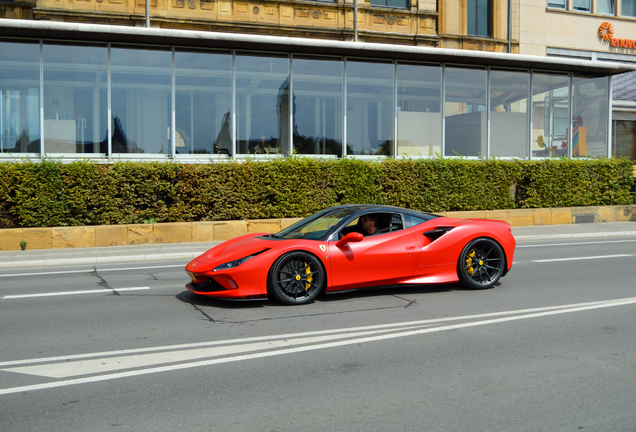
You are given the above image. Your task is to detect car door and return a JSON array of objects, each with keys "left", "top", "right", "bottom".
[{"left": 327, "top": 215, "right": 421, "bottom": 290}]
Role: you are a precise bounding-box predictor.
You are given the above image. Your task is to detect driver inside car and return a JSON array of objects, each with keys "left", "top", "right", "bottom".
[{"left": 360, "top": 214, "right": 380, "bottom": 236}]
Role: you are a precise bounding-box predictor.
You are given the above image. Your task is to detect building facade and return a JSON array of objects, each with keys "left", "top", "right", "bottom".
[
  {"left": 518, "top": 0, "right": 636, "bottom": 160},
  {"left": 1, "top": 0, "right": 635, "bottom": 162}
]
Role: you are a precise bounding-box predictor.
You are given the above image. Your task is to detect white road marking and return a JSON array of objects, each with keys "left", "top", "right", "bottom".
[
  {"left": 533, "top": 254, "right": 633, "bottom": 263},
  {"left": 2, "top": 296, "right": 636, "bottom": 395},
  {"left": 0, "top": 265, "right": 184, "bottom": 278},
  {"left": 2, "top": 287, "right": 150, "bottom": 299},
  {"left": 518, "top": 239, "right": 636, "bottom": 248},
  {"left": 3, "top": 325, "right": 430, "bottom": 379},
  {"left": 0, "top": 297, "right": 627, "bottom": 368}
]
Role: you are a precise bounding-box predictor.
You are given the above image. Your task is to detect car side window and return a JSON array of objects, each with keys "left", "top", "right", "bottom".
[{"left": 404, "top": 214, "right": 428, "bottom": 228}]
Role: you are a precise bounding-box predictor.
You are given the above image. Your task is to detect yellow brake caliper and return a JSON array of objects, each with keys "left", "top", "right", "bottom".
[
  {"left": 466, "top": 250, "right": 476, "bottom": 276},
  {"left": 304, "top": 262, "right": 313, "bottom": 291}
]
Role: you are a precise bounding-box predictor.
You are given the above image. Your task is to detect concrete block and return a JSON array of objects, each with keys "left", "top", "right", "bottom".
[
  {"left": 509, "top": 216, "right": 535, "bottom": 227},
  {"left": 154, "top": 222, "right": 192, "bottom": 244},
  {"left": 214, "top": 221, "right": 248, "bottom": 241},
  {"left": 192, "top": 222, "right": 216, "bottom": 242},
  {"left": 533, "top": 208, "right": 552, "bottom": 225},
  {"left": 446, "top": 211, "right": 487, "bottom": 220},
  {"left": 0, "top": 229, "right": 23, "bottom": 251},
  {"left": 247, "top": 219, "right": 281, "bottom": 234},
  {"left": 281, "top": 218, "right": 303, "bottom": 229},
  {"left": 22, "top": 228, "right": 53, "bottom": 250},
  {"left": 551, "top": 207, "right": 573, "bottom": 225},
  {"left": 482, "top": 210, "right": 511, "bottom": 222},
  {"left": 96, "top": 225, "right": 128, "bottom": 247},
  {"left": 596, "top": 206, "right": 618, "bottom": 223},
  {"left": 52, "top": 226, "right": 96, "bottom": 249},
  {"left": 127, "top": 224, "right": 154, "bottom": 245},
  {"left": 616, "top": 205, "right": 636, "bottom": 221}
]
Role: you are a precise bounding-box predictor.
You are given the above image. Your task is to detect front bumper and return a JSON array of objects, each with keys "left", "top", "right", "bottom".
[{"left": 186, "top": 279, "right": 229, "bottom": 293}]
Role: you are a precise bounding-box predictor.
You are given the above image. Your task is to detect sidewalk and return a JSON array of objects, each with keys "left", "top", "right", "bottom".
[{"left": 1, "top": 222, "right": 636, "bottom": 270}]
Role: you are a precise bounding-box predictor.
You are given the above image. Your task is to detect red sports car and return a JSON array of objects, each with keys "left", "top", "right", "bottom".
[{"left": 185, "top": 205, "right": 516, "bottom": 305}]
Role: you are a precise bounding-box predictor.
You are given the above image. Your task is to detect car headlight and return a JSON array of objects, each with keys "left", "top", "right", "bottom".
[{"left": 213, "top": 250, "right": 268, "bottom": 272}]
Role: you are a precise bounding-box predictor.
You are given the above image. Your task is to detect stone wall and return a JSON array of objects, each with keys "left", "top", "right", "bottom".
[{"left": 1, "top": 205, "right": 635, "bottom": 251}]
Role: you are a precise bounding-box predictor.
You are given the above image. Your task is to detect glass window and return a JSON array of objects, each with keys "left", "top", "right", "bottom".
[
  {"left": 598, "top": 0, "right": 615, "bottom": 14},
  {"left": 346, "top": 61, "right": 394, "bottom": 156},
  {"left": 43, "top": 43, "right": 108, "bottom": 155},
  {"left": 444, "top": 67, "right": 487, "bottom": 157},
  {"left": 531, "top": 73, "right": 570, "bottom": 158},
  {"left": 175, "top": 50, "right": 232, "bottom": 157},
  {"left": 236, "top": 54, "right": 290, "bottom": 155},
  {"left": 547, "top": 0, "right": 566, "bottom": 8},
  {"left": 0, "top": 41, "right": 41, "bottom": 155},
  {"left": 404, "top": 214, "right": 427, "bottom": 228},
  {"left": 613, "top": 120, "right": 635, "bottom": 161},
  {"left": 573, "top": 0, "right": 591, "bottom": 11},
  {"left": 623, "top": 0, "right": 636, "bottom": 16},
  {"left": 292, "top": 57, "right": 343, "bottom": 156},
  {"left": 572, "top": 76, "right": 609, "bottom": 158},
  {"left": 490, "top": 70, "right": 529, "bottom": 158},
  {"left": 111, "top": 47, "right": 172, "bottom": 155},
  {"left": 396, "top": 63, "right": 442, "bottom": 157},
  {"left": 467, "top": 0, "right": 491, "bottom": 37},
  {"left": 370, "top": 0, "right": 408, "bottom": 7}
]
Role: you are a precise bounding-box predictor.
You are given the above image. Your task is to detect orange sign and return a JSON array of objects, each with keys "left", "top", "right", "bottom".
[{"left": 599, "top": 21, "right": 636, "bottom": 49}]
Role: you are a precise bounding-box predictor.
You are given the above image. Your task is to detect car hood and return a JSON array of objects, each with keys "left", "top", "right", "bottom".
[{"left": 194, "top": 233, "right": 275, "bottom": 264}]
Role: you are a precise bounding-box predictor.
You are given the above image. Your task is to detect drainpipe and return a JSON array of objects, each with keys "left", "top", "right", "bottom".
[
  {"left": 354, "top": 0, "right": 358, "bottom": 42},
  {"left": 508, "top": 0, "right": 512, "bottom": 53},
  {"left": 146, "top": 0, "right": 150, "bottom": 28}
]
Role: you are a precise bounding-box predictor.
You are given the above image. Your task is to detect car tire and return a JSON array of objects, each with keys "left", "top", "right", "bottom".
[
  {"left": 268, "top": 251, "right": 325, "bottom": 305},
  {"left": 457, "top": 237, "right": 505, "bottom": 290}
]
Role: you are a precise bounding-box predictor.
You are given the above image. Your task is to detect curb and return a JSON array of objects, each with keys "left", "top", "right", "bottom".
[{"left": 0, "top": 252, "right": 204, "bottom": 270}]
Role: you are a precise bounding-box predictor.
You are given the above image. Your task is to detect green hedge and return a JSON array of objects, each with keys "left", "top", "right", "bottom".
[{"left": 0, "top": 157, "right": 633, "bottom": 228}]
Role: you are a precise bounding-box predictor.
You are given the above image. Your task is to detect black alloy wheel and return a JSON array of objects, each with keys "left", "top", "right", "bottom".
[
  {"left": 457, "top": 237, "right": 505, "bottom": 289},
  {"left": 268, "top": 251, "right": 325, "bottom": 305}
]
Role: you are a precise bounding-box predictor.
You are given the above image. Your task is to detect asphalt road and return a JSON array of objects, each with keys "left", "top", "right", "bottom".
[{"left": 1, "top": 237, "right": 636, "bottom": 432}]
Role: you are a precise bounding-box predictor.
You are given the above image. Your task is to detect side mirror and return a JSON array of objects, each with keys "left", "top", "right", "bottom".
[{"left": 336, "top": 232, "right": 364, "bottom": 248}]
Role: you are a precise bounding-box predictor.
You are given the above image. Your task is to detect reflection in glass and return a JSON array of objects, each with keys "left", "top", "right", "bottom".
[
  {"left": 444, "top": 67, "right": 487, "bottom": 157},
  {"left": 573, "top": 0, "right": 591, "bottom": 11},
  {"left": 346, "top": 61, "right": 394, "bottom": 156},
  {"left": 292, "top": 57, "right": 343, "bottom": 156},
  {"left": 548, "top": 0, "right": 566, "bottom": 8},
  {"left": 111, "top": 47, "right": 172, "bottom": 154},
  {"left": 236, "top": 55, "right": 290, "bottom": 155},
  {"left": 43, "top": 44, "right": 108, "bottom": 155},
  {"left": 613, "top": 120, "right": 635, "bottom": 160},
  {"left": 175, "top": 51, "right": 232, "bottom": 156},
  {"left": 598, "top": 0, "right": 615, "bottom": 14},
  {"left": 531, "top": 74, "right": 569, "bottom": 158},
  {"left": 490, "top": 70, "right": 529, "bottom": 158},
  {"left": 467, "top": 0, "right": 491, "bottom": 37},
  {"left": 396, "top": 63, "right": 442, "bottom": 157},
  {"left": 624, "top": 0, "right": 636, "bottom": 18},
  {"left": 572, "top": 76, "right": 609, "bottom": 158},
  {"left": 0, "top": 42, "right": 41, "bottom": 154}
]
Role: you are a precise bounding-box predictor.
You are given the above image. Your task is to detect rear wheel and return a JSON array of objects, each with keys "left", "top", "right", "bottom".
[
  {"left": 268, "top": 251, "right": 325, "bottom": 305},
  {"left": 457, "top": 238, "right": 505, "bottom": 289}
]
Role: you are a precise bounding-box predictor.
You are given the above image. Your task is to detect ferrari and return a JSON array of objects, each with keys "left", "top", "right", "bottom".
[{"left": 185, "top": 205, "right": 516, "bottom": 305}]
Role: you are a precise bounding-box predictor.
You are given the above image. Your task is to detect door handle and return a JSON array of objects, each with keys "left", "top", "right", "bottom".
[{"left": 406, "top": 246, "right": 415, "bottom": 250}]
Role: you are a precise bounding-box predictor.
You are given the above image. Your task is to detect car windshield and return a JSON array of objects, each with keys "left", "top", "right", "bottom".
[{"left": 272, "top": 208, "right": 358, "bottom": 240}]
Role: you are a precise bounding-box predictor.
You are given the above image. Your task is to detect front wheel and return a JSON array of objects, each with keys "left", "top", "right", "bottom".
[
  {"left": 457, "top": 238, "right": 505, "bottom": 290},
  {"left": 268, "top": 251, "right": 325, "bottom": 305}
]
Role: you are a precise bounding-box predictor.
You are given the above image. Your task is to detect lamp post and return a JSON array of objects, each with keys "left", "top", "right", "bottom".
[{"left": 146, "top": 0, "right": 150, "bottom": 28}]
